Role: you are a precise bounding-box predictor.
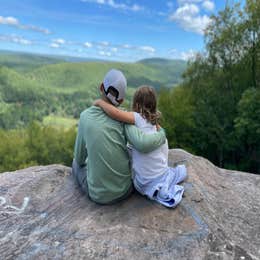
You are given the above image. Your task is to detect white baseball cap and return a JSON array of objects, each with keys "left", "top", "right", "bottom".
[{"left": 103, "top": 69, "right": 127, "bottom": 106}]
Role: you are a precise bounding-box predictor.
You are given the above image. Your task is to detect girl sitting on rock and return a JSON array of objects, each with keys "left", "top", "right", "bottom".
[{"left": 94, "top": 85, "right": 187, "bottom": 207}]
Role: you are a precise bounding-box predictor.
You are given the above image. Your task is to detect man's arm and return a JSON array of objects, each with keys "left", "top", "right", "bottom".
[
  {"left": 94, "top": 99, "right": 135, "bottom": 124},
  {"left": 74, "top": 114, "right": 88, "bottom": 166},
  {"left": 124, "top": 124, "right": 166, "bottom": 153}
]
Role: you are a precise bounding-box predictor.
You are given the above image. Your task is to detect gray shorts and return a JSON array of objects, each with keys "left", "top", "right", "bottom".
[{"left": 72, "top": 159, "right": 133, "bottom": 205}]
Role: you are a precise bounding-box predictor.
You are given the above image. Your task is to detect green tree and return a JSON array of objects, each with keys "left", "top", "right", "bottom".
[
  {"left": 0, "top": 129, "right": 33, "bottom": 172},
  {"left": 159, "top": 1, "right": 260, "bottom": 172},
  {"left": 234, "top": 88, "right": 260, "bottom": 173},
  {"left": 159, "top": 85, "right": 195, "bottom": 152},
  {"left": 243, "top": 0, "right": 260, "bottom": 88}
]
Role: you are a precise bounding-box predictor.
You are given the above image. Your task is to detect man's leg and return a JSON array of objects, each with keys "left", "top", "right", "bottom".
[{"left": 72, "top": 159, "right": 88, "bottom": 194}]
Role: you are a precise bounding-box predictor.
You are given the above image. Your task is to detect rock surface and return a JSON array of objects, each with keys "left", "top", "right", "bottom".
[{"left": 0, "top": 149, "right": 260, "bottom": 260}]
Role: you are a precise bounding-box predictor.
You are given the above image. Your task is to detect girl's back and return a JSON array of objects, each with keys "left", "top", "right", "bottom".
[{"left": 132, "top": 112, "right": 168, "bottom": 182}]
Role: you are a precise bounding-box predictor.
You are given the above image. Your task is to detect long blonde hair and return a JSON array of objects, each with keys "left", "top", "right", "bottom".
[{"left": 132, "top": 85, "right": 161, "bottom": 125}]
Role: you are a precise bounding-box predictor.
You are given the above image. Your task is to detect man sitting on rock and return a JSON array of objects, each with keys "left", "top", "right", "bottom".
[{"left": 72, "top": 69, "right": 166, "bottom": 204}]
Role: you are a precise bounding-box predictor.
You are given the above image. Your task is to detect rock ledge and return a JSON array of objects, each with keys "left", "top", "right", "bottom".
[{"left": 0, "top": 149, "right": 260, "bottom": 260}]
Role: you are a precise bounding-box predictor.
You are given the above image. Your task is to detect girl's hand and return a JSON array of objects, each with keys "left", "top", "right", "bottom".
[{"left": 93, "top": 99, "right": 102, "bottom": 106}]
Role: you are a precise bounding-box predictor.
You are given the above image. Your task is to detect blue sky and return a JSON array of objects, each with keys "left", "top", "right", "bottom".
[{"left": 0, "top": 0, "right": 229, "bottom": 61}]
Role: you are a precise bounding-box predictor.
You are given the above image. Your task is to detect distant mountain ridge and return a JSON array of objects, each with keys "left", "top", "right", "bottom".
[
  {"left": 138, "top": 58, "right": 187, "bottom": 88},
  {"left": 0, "top": 50, "right": 186, "bottom": 85},
  {"left": 0, "top": 50, "right": 106, "bottom": 73},
  {"left": 0, "top": 50, "right": 187, "bottom": 129},
  {"left": 138, "top": 57, "right": 186, "bottom": 66}
]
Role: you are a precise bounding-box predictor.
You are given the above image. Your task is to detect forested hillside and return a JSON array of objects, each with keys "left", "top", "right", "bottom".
[
  {"left": 27, "top": 62, "right": 162, "bottom": 89},
  {"left": 0, "top": 66, "right": 47, "bottom": 128},
  {"left": 0, "top": 53, "right": 186, "bottom": 172},
  {"left": 159, "top": 0, "right": 260, "bottom": 174},
  {"left": 1, "top": 1, "right": 259, "bottom": 174},
  {"left": 138, "top": 58, "right": 187, "bottom": 87},
  {"left": 0, "top": 50, "right": 66, "bottom": 73},
  {"left": 0, "top": 54, "right": 186, "bottom": 130}
]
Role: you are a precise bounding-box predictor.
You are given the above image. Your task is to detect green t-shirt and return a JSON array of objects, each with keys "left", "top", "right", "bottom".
[{"left": 74, "top": 106, "right": 166, "bottom": 204}]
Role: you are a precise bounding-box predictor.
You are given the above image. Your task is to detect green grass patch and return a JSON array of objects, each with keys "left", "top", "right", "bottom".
[{"left": 43, "top": 115, "right": 78, "bottom": 129}]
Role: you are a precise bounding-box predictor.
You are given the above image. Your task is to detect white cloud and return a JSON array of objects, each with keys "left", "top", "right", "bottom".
[
  {"left": 181, "top": 49, "right": 197, "bottom": 60},
  {"left": 177, "top": 0, "right": 202, "bottom": 4},
  {"left": 168, "top": 48, "right": 178, "bottom": 54},
  {"left": 100, "top": 41, "right": 109, "bottom": 46},
  {"left": 169, "top": 3, "right": 212, "bottom": 35},
  {"left": 12, "top": 36, "right": 31, "bottom": 45},
  {"left": 122, "top": 44, "right": 132, "bottom": 49},
  {"left": 53, "top": 38, "right": 66, "bottom": 44},
  {"left": 99, "top": 51, "right": 111, "bottom": 56},
  {"left": 84, "top": 41, "right": 92, "bottom": 48},
  {"left": 0, "top": 34, "right": 32, "bottom": 45},
  {"left": 177, "top": 0, "right": 215, "bottom": 11},
  {"left": 50, "top": 43, "right": 60, "bottom": 48},
  {"left": 202, "top": 0, "right": 215, "bottom": 11},
  {"left": 172, "top": 4, "right": 200, "bottom": 17},
  {"left": 81, "top": 0, "right": 143, "bottom": 12},
  {"left": 139, "top": 46, "right": 156, "bottom": 53},
  {"left": 0, "top": 16, "right": 19, "bottom": 25},
  {"left": 111, "top": 47, "right": 117, "bottom": 52},
  {"left": 94, "top": 41, "right": 110, "bottom": 50},
  {"left": 167, "top": 48, "right": 198, "bottom": 60},
  {"left": 0, "top": 15, "right": 50, "bottom": 34},
  {"left": 23, "top": 25, "right": 50, "bottom": 34},
  {"left": 13, "top": 38, "right": 31, "bottom": 45},
  {"left": 120, "top": 43, "right": 156, "bottom": 53},
  {"left": 132, "top": 4, "right": 142, "bottom": 11}
]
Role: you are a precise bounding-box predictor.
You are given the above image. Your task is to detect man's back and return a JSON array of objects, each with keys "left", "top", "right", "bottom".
[{"left": 74, "top": 106, "right": 131, "bottom": 204}]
